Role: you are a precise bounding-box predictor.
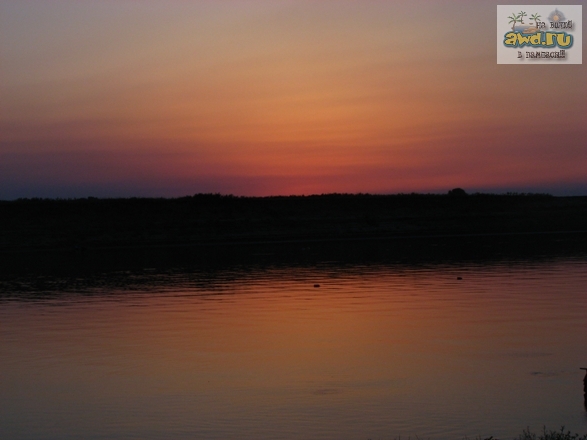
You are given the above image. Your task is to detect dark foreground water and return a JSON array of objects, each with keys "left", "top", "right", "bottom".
[{"left": 1, "top": 256, "right": 587, "bottom": 440}]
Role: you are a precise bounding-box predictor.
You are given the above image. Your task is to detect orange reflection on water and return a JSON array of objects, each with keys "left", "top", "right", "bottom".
[{"left": 2, "top": 262, "right": 587, "bottom": 439}]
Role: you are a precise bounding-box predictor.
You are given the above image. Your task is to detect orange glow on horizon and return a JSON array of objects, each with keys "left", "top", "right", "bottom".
[{"left": 1, "top": 1, "right": 586, "bottom": 198}]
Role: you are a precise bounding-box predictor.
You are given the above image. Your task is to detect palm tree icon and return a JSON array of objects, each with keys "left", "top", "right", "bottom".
[
  {"left": 508, "top": 13, "right": 521, "bottom": 31},
  {"left": 518, "top": 11, "right": 527, "bottom": 24},
  {"left": 530, "top": 13, "right": 541, "bottom": 24}
]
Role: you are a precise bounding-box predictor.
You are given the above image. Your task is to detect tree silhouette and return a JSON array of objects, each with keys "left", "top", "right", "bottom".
[{"left": 448, "top": 188, "right": 467, "bottom": 197}]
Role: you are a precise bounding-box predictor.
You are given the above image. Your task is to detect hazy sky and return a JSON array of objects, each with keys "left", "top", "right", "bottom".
[{"left": 1, "top": 0, "right": 586, "bottom": 198}]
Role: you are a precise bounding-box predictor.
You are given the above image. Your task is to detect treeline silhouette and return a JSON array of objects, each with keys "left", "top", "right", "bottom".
[{"left": 1, "top": 191, "right": 585, "bottom": 252}]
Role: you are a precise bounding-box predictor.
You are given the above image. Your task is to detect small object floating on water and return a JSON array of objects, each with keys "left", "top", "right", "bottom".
[
  {"left": 314, "top": 284, "right": 320, "bottom": 288},
  {"left": 457, "top": 277, "right": 463, "bottom": 280}
]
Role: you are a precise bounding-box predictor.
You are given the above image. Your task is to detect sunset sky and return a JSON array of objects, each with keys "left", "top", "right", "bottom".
[{"left": 1, "top": 0, "right": 586, "bottom": 199}]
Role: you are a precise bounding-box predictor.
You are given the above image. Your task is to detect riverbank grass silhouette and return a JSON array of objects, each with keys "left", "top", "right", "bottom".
[
  {"left": 515, "top": 426, "right": 587, "bottom": 440},
  {"left": 379, "top": 427, "right": 587, "bottom": 440}
]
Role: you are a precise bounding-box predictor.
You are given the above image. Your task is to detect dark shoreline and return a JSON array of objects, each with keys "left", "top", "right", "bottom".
[
  {"left": 2, "top": 193, "right": 586, "bottom": 249},
  {"left": 1, "top": 193, "right": 586, "bottom": 276}
]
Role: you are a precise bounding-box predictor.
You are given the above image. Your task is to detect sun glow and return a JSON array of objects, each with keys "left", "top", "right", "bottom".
[{"left": 1, "top": 1, "right": 586, "bottom": 198}]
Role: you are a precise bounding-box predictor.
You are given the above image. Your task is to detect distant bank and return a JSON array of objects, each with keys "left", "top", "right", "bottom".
[{"left": 1, "top": 191, "right": 586, "bottom": 252}]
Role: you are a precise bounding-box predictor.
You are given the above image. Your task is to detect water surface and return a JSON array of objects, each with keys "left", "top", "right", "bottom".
[{"left": 2, "top": 258, "right": 587, "bottom": 439}]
